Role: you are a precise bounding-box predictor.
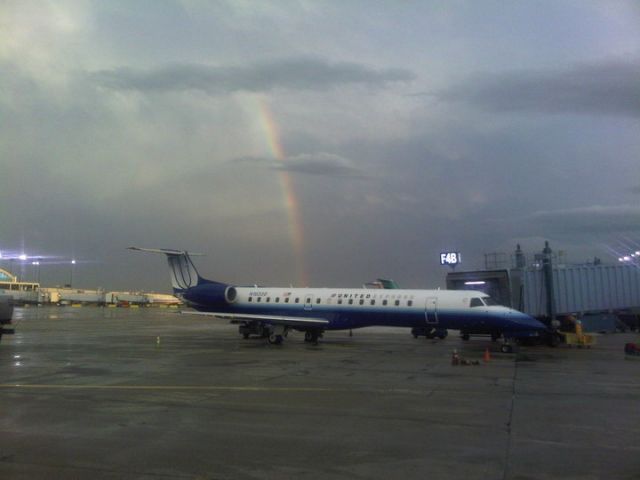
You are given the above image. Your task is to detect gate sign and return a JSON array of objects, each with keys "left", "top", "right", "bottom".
[{"left": 440, "top": 252, "right": 461, "bottom": 266}]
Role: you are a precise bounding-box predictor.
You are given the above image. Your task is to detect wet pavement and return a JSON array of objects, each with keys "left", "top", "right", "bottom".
[{"left": 1, "top": 306, "right": 639, "bottom": 479}]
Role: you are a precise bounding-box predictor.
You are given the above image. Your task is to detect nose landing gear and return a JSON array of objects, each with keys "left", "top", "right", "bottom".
[{"left": 499, "top": 338, "right": 519, "bottom": 354}]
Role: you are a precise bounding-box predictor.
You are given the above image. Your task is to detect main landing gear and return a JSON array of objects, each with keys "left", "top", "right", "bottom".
[
  {"left": 411, "top": 327, "right": 447, "bottom": 340},
  {"left": 268, "top": 333, "right": 284, "bottom": 345},
  {"left": 267, "top": 325, "right": 288, "bottom": 345},
  {"left": 303, "top": 330, "right": 323, "bottom": 345},
  {"left": 238, "top": 323, "right": 289, "bottom": 345},
  {"left": 238, "top": 322, "right": 325, "bottom": 346}
]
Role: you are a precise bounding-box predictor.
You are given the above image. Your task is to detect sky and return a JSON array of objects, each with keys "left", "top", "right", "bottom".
[{"left": 1, "top": 0, "right": 639, "bottom": 292}]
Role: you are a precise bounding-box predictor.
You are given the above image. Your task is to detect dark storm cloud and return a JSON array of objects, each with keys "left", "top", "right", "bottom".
[
  {"left": 528, "top": 205, "right": 640, "bottom": 234},
  {"left": 91, "top": 56, "right": 415, "bottom": 94},
  {"left": 438, "top": 59, "right": 640, "bottom": 117}
]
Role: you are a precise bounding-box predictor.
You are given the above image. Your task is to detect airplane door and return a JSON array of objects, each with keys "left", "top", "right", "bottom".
[
  {"left": 304, "top": 294, "right": 314, "bottom": 311},
  {"left": 425, "top": 297, "right": 438, "bottom": 324}
]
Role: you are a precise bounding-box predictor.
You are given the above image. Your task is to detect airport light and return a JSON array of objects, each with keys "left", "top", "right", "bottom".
[
  {"left": 18, "top": 254, "right": 27, "bottom": 261},
  {"left": 616, "top": 248, "right": 640, "bottom": 264},
  {"left": 464, "top": 281, "right": 486, "bottom": 285},
  {"left": 32, "top": 261, "right": 41, "bottom": 283},
  {"left": 69, "top": 259, "right": 77, "bottom": 287}
]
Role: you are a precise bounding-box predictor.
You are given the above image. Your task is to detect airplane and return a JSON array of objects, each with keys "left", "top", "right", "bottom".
[{"left": 129, "top": 247, "right": 548, "bottom": 352}]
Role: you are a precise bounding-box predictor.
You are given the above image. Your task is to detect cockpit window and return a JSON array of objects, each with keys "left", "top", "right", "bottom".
[
  {"left": 470, "top": 297, "right": 484, "bottom": 307},
  {"left": 470, "top": 296, "right": 500, "bottom": 307}
]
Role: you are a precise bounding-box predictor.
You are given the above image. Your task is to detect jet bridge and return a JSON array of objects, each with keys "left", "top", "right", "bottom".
[{"left": 447, "top": 248, "right": 640, "bottom": 321}]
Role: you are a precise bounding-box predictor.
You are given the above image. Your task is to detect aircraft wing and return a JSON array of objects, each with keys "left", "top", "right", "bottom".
[{"left": 181, "top": 310, "right": 330, "bottom": 327}]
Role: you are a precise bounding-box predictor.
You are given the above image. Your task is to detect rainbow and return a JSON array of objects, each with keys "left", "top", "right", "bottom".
[{"left": 258, "top": 98, "right": 309, "bottom": 287}]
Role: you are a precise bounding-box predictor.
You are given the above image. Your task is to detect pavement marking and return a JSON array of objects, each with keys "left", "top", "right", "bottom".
[
  {"left": 0, "top": 384, "right": 331, "bottom": 393},
  {"left": 0, "top": 383, "right": 430, "bottom": 395}
]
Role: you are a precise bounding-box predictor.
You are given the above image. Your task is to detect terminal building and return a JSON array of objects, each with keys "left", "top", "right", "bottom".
[
  {"left": 0, "top": 268, "right": 40, "bottom": 304},
  {"left": 0, "top": 268, "right": 180, "bottom": 306}
]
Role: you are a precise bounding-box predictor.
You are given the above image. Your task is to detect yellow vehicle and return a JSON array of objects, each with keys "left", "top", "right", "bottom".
[{"left": 560, "top": 321, "right": 596, "bottom": 348}]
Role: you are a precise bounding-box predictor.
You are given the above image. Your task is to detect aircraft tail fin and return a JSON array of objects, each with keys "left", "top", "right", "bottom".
[{"left": 128, "top": 247, "right": 225, "bottom": 292}]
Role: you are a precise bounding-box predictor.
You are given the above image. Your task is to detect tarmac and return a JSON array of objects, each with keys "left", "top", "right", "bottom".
[{"left": 0, "top": 306, "right": 638, "bottom": 480}]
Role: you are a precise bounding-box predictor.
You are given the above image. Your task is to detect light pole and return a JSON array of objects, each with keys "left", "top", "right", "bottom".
[
  {"left": 70, "top": 259, "right": 76, "bottom": 288},
  {"left": 18, "top": 254, "right": 27, "bottom": 281},
  {"left": 32, "top": 261, "right": 40, "bottom": 284}
]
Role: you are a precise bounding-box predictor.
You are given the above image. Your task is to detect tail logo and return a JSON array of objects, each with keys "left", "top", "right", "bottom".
[{"left": 168, "top": 255, "right": 199, "bottom": 290}]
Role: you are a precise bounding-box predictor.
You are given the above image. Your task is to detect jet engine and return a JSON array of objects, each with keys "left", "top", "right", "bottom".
[{"left": 183, "top": 283, "right": 237, "bottom": 307}]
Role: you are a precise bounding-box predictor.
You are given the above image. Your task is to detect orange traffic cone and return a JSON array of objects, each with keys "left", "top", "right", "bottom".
[{"left": 483, "top": 347, "right": 491, "bottom": 363}]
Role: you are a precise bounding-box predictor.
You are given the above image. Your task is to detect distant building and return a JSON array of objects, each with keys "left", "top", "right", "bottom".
[{"left": 0, "top": 268, "right": 40, "bottom": 304}]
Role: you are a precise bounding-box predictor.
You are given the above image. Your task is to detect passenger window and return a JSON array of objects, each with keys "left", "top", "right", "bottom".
[
  {"left": 348, "top": 299, "right": 353, "bottom": 305},
  {"left": 285, "top": 298, "right": 290, "bottom": 303},
  {"left": 394, "top": 300, "right": 400, "bottom": 306},
  {"left": 295, "top": 298, "right": 300, "bottom": 303},
  {"left": 306, "top": 298, "right": 311, "bottom": 304},
  {"left": 248, "top": 297, "right": 253, "bottom": 302},
  {"left": 383, "top": 300, "right": 388, "bottom": 306},
  {"left": 370, "top": 300, "right": 375, "bottom": 305},
  {"left": 359, "top": 299, "right": 364, "bottom": 305},
  {"left": 408, "top": 300, "right": 413, "bottom": 307},
  {"left": 257, "top": 297, "right": 262, "bottom": 303},
  {"left": 338, "top": 299, "right": 343, "bottom": 305},
  {"left": 266, "top": 297, "right": 270, "bottom": 303},
  {"left": 316, "top": 298, "right": 321, "bottom": 304},
  {"left": 275, "top": 297, "right": 280, "bottom": 303}
]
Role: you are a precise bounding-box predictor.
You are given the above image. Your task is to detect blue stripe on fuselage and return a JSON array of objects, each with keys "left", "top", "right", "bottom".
[{"left": 191, "top": 300, "right": 546, "bottom": 334}]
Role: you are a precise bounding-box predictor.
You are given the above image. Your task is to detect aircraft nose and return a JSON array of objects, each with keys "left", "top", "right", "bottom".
[{"left": 515, "top": 311, "right": 547, "bottom": 331}]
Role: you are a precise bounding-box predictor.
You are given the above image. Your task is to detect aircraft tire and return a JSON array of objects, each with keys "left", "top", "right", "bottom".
[{"left": 268, "top": 334, "right": 283, "bottom": 345}]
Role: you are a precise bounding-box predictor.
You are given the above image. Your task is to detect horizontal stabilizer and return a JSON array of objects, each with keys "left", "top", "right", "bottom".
[
  {"left": 128, "top": 246, "right": 214, "bottom": 291},
  {"left": 181, "top": 311, "right": 329, "bottom": 327},
  {"left": 127, "top": 247, "right": 204, "bottom": 256}
]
